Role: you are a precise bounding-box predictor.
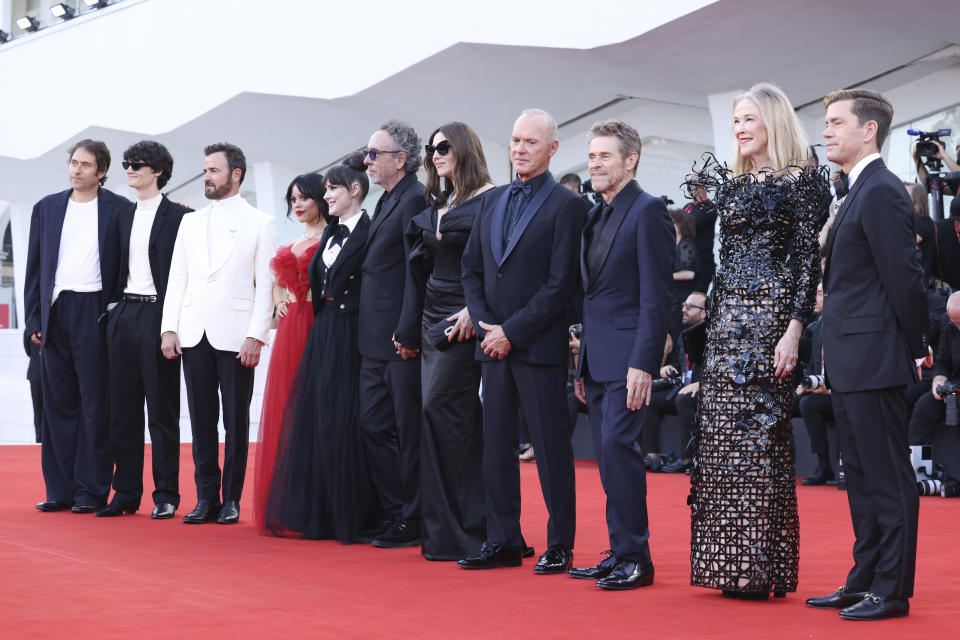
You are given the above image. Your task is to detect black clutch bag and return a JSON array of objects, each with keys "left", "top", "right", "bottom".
[{"left": 426, "top": 319, "right": 456, "bottom": 351}]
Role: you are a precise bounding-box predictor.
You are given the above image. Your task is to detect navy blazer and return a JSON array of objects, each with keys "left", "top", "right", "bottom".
[
  {"left": 359, "top": 172, "right": 427, "bottom": 360},
  {"left": 578, "top": 181, "right": 675, "bottom": 382},
  {"left": 461, "top": 172, "right": 587, "bottom": 366},
  {"left": 309, "top": 214, "right": 370, "bottom": 317},
  {"left": 822, "top": 159, "right": 928, "bottom": 392},
  {"left": 113, "top": 195, "right": 192, "bottom": 303},
  {"left": 24, "top": 187, "right": 130, "bottom": 339}
]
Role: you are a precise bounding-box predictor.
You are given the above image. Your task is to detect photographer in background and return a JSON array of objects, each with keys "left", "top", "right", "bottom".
[
  {"left": 795, "top": 283, "right": 835, "bottom": 485},
  {"left": 914, "top": 138, "right": 959, "bottom": 198},
  {"left": 683, "top": 185, "right": 717, "bottom": 293},
  {"left": 908, "top": 291, "right": 960, "bottom": 447},
  {"left": 935, "top": 197, "right": 960, "bottom": 290}
]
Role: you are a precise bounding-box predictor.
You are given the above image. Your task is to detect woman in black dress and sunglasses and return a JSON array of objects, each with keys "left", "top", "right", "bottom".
[{"left": 396, "top": 122, "right": 495, "bottom": 560}]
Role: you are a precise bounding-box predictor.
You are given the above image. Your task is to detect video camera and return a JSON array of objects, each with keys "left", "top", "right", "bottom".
[
  {"left": 909, "top": 128, "right": 960, "bottom": 219},
  {"left": 909, "top": 128, "right": 952, "bottom": 172}
]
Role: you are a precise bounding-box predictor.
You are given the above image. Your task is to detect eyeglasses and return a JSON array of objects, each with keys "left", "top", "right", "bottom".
[
  {"left": 425, "top": 140, "right": 451, "bottom": 157},
  {"left": 362, "top": 148, "right": 402, "bottom": 161},
  {"left": 682, "top": 302, "right": 706, "bottom": 311},
  {"left": 121, "top": 161, "right": 150, "bottom": 171}
]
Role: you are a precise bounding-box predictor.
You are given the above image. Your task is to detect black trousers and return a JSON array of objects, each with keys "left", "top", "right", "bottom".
[
  {"left": 40, "top": 291, "right": 111, "bottom": 506},
  {"left": 798, "top": 393, "right": 835, "bottom": 457},
  {"left": 584, "top": 375, "right": 652, "bottom": 565},
  {"left": 832, "top": 387, "right": 918, "bottom": 599},
  {"left": 181, "top": 334, "right": 254, "bottom": 503},
  {"left": 358, "top": 356, "right": 421, "bottom": 522},
  {"left": 106, "top": 301, "right": 181, "bottom": 507},
  {"left": 908, "top": 390, "right": 946, "bottom": 445},
  {"left": 29, "top": 372, "right": 43, "bottom": 443},
  {"left": 481, "top": 358, "right": 575, "bottom": 549}
]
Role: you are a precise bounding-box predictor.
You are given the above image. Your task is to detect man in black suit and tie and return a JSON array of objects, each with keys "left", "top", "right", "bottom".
[
  {"left": 459, "top": 108, "right": 587, "bottom": 572},
  {"left": 359, "top": 120, "right": 427, "bottom": 547},
  {"left": 566, "top": 120, "right": 674, "bottom": 589},
  {"left": 807, "top": 90, "right": 928, "bottom": 621},
  {"left": 24, "top": 139, "right": 129, "bottom": 513},
  {"left": 97, "top": 141, "right": 192, "bottom": 519}
]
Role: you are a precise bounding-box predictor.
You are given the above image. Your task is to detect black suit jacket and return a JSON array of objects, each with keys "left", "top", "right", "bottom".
[
  {"left": 309, "top": 214, "right": 370, "bottom": 316},
  {"left": 359, "top": 173, "right": 426, "bottom": 359},
  {"left": 462, "top": 172, "right": 588, "bottom": 365},
  {"left": 578, "top": 181, "right": 675, "bottom": 381},
  {"left": 822, "top": 159, "right": 928, "bottom": 392},
  {"left": 113, "top": 195, "right": 192, "bottom": 303},
  {"left": 24, "top": 187, "right": 130, "bottom": 339},
  {"left": 932, "top": 316, "right": 960, "bottom": 381}
]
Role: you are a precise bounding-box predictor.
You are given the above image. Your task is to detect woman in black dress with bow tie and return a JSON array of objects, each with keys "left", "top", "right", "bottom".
[{"left": 397, "top": 122, "right": 496, "bottom": 560}]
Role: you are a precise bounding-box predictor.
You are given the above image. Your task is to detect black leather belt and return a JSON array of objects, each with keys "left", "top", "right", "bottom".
[{"left": 123, "top": 294, "right": 157, "bottom": 303}]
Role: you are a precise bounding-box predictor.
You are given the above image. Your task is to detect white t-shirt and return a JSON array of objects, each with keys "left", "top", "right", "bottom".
[
  {"left": 53, "top": 197, "right": 101, "bottom": 303},
  {"left": 125, "top": 193, "right": 163, "bottom": 295}
]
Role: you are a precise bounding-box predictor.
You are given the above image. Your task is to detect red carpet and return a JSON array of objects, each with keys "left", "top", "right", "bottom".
[{"left": 0, "top": 445, "right": 956, "bottom": 638}]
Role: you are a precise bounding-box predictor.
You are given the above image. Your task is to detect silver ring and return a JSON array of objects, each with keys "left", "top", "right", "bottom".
[{"left": 785, "top": 364, "right": 795, "bottom": 371}]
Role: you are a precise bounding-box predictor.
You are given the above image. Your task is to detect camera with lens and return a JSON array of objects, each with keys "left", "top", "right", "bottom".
[
  {"left": 578, "top": 180, "right": 604, "bottom": 205},
  {"left": 801, "top": 374, "right": 826, "bottom": 391},
  {"left": 909, "top": 128, "right": 952, "bottom": 173},
  {"left": 936, "top": 381, "right": 959, "bottom": 426},
  {"left": 652, "top": 375, "right": 683, "bottom": 392},
  {"left": 569, "top": 323, "right": 583, "bottom": 340},
  {"left": 918, "top": 478, "right": 943, "bottom": 496}
]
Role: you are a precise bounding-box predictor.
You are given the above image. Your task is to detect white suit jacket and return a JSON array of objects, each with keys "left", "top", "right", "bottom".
[{"left": 161, "top": 197, "right": 277, "bottom": 351}]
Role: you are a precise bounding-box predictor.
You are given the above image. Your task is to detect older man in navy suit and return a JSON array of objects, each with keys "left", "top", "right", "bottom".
[
  {"left": 566, "top": 120, "right": 674, "bottom": 590},
  {"left": 24, "top": 139, "right": 129, "bottom": 513},
  {"left": 460, "top": 109, "right": 587, "bottom": 573}
]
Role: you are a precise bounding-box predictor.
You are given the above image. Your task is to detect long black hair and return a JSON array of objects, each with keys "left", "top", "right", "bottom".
[{"left": 284, "top": 172, "right": 331, "bottom": 224}]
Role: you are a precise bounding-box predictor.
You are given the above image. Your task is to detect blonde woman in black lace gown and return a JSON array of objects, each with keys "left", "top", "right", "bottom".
[{"left": 687, "top": 83, "right": 828, "bottom": 599}]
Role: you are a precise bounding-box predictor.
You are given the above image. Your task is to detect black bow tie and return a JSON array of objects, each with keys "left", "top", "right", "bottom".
[
  {"left": 329, "top": 224, "right": 350, "bottom": 248},
  {"left": 509, "top": 179, "right": 532, "bottom": 198},
  {"left": 834, "top": 172, "right": 849, "bottom": 199}
]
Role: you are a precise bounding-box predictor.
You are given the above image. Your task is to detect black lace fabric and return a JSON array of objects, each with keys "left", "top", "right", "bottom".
[{"left": 685, "top": 154, "right": 828, "bottom": 593}]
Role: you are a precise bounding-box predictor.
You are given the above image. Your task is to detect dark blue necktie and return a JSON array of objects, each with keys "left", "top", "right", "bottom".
[{"left": 503, "top": 179, "right": 531, "bottom": 248}]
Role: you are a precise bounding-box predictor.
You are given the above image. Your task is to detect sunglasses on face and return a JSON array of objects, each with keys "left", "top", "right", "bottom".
[
  {"left": 361, "top": 148, "right": 402, "bottom": 162},
  {"left": 682, "top": 302, "right": 705, "bottom": 311},
  {"left": 425, "top": 140, "right": 451, "bottom": 157},
  {"left": 121, "top": 161, "right": 150, "bottom": 171}
]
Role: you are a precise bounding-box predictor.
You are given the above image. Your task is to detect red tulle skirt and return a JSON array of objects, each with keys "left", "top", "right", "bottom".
[{"left": 254, "top": 301, "right": 314, "bottom": 526}]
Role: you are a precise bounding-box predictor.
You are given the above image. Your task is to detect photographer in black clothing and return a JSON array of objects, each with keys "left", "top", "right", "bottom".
[
  {"left": 795, "top": 284, "right": 834, "bottom": 485},
  {"left": 909, "top": 291, "right": 960, "bottom": 446},
  {"left": 683, "top": 186, "right": 716, "bottom": 293}
]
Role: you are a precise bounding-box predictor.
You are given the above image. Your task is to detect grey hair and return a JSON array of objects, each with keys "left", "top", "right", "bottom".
[
  {"left": 517, "top": 108, "right": 558, "bottom": 142},
  {"left": 379, "top": 119, "right": 422, "bottom": 173},
  {"left": 587, "top": 119, "right": 642, "bottom": 175}
]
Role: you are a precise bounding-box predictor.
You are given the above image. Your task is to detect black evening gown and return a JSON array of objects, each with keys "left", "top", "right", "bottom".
[
  {"left": 402, "top": 194, "right": 486, "bottom": 560},
  {"left": 670, "top": 237, "right": 699, "bottom": 341},
  {"left": 686, "top": 157, "right": 827, "bottom": 595},
  {"left": 263, "top": 214, "right": 378, "bottom": 543}
]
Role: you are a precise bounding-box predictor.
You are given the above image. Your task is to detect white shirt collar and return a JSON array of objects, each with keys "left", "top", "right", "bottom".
[
  {"left": 210, "top": 192, "right": 243, "bottom": 211},
  {"left": 335, "top": 210, "right": 364, "bottom": 234},
  {"left": 847, "top": 153, "right": 882, "bottom": 188}
]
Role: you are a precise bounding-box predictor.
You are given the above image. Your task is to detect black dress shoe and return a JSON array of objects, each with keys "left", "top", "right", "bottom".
[
  {"left": 805, "top": 585, "right": 869, "bottom": 609},
  {"left": 358, "top": 519, "right": 393, "bottom": 543},
  {"left": 534, "top": 545, "right": 573, "bottom": 574},
  {"left": 722, "top": 588, "right": 771, "bottom": 600},
  {"left": 372, "top": 520, "right": 421, "bottom": 548},
  {"left": 662, "top": 457, "right": 692, "bottom": 473},
  {"left": 95, "top": 501, "right": 138, "bottom": 517},
  {"left": 801, "top": 467, "right": 835, "bottom": 486},
  {"left": 839, "top": 593, "right": 909, "bottom": 620},
  {"left": 216, "top": 501, "right": 240, "bottom": 524},
  {"left": 643, "top": 454, "right": 663, "bottom": 472},
  {"left": 71, "top": 504, "right": 98, "bottom": 514},
  {"left": 151, "top": 503, "right": 176, "bottom": 519},
  {"left": 182, "top": 500, "right": 221, "bottom": 524},
  {"left": 596, "top": 559, "right": 655, "bottom": 590},
  {"left": 568, "top": 550, "right": 617, "bottom": 579},
  {"left": 457, "top": 542, "right": 523, "bottom": 569},
  {"left": 520, "top": 535, "right": 535, "bottom": 558},
  {"left": 36, "top": 501, "right": 73, "bottom": 512}
]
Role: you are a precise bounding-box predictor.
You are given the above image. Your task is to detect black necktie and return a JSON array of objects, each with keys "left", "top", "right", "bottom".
[
  {"left": 586, "top": 205, "right": 614, "bottom": 277},
  {"left": 503, "top": 179, "right": 531, "bottom": 248},
  {"left": 329, "top": 224, "right": 350, "bottom": 249}
]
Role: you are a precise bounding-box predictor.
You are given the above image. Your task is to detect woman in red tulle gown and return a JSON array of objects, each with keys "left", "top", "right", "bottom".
[{"left": 254, "top": 173, "right": 329, "bottom": 527}]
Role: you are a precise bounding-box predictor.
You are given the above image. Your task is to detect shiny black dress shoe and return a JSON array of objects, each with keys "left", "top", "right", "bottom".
[
  {"left": 71, "top": 504, "right": 98, "bottom": 514},
  {"left": 372, "top": 520, "right": 421, "bottom": 548},
  {"left": 216, "top": 501, "right": 240, "bottom": 524},
  {"left": 520, "top": 535, "right": 535, "bottom": 558},
  {"left": 801, "top": 467, "right": 835, "bottom": 486},
  {"left": 95, "top": 501, "right": 138, "bottom": 517},
  {"left": 596, "top": 559, "right": 655, "bottom": 590},
  {"left": 36, "top": 501, "right": 73, "bottom": 512},
  {"left": 805, "top": 585, "right": 869, "bottom": 609},
  {"left": 839, "top": 593, "right": 909, "bottom": 620},
  {"left": 151, "top": 503, "right": 176, "bottom": 519},
  {"left": 458, "top": 542, "right": 523, "bottom": 569},
  {"left": 182, "top": 500, "right": 221, "bottom": 524},
  {"left": 568, "top": 550, "right": 617, "bottom": 579},
  {"left": 534, "top": 545, "right": 573, "bottom": 574}
]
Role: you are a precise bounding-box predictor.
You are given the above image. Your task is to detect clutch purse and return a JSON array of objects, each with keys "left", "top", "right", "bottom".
[{"left": 426, "top": 319, "right": 457, "bottom": 351}]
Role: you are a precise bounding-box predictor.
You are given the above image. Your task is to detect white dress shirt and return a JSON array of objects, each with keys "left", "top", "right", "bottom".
[
  {"left": 53, "top": 197, "right": 101, "bottom": 303},
  {"left": 125, "top": 193, "right": 163, "bottom": 295},
  {"left": 847, "top": 152, "right": 882, "bottom": 189},
  {"left": 322, "top": 211, "right": 363, "bottom": 267},
  {"left": 207, "top": 192, "right": 244, "bottom": 262}
]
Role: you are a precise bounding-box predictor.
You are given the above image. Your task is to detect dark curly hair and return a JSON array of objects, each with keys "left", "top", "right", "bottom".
[
  {"left": 123, "top": 140, "right": 174, "bottom": 189},
  {"left": 325, "top": 152, "right": 369, "bottom": 200},
  {"left": 67, "top": 139, "right": 111, "bottom": 186},
  {"left": 285, "top": 172, "right": 331, "bottom": 223},
  {"left": 204, "top": 142, "right": 247, "bottom": 185}
]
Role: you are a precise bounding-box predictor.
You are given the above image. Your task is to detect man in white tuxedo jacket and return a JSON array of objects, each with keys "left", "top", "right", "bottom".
[{"left": 161, "top": 143, "right": 276, "bottom": 525}]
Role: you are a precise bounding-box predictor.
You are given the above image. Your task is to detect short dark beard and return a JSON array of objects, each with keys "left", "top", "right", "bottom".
[{"left": 205, "top": 176, "right": 235, "bottom": 200}]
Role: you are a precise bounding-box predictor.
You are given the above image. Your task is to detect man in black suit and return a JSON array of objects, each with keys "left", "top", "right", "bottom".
[
  {"left": 459, "top": 108, "right": 587, "bottom": 572},
  {"left": 359, "top": 120, "right": 427, "bottom": 547},
  {"left": 24, "top": 139, "right": 129, "bottom": 513},
  {"left": 566, "top": 120, "right": 674, "bottom": 590},
  {"left": 97, "top": 141, "right": 191, "bottom": 519},
  {"left": 807, "top": 90, "right": 928, "bottom": 621}
]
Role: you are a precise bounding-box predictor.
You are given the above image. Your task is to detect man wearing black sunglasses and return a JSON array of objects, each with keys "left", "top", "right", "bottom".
[
  {"left": 97, "top": 141, "right": 192, "bottom": 519},
  {"left": 358, "top": 120, "right": 427, "bottom": 548}
]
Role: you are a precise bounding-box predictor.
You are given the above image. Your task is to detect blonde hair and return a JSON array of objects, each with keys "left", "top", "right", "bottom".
[{"left": 731, "top": 83, "right": 808, "bottom": 176}]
